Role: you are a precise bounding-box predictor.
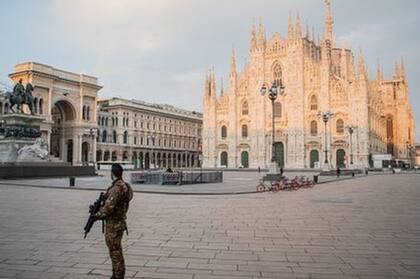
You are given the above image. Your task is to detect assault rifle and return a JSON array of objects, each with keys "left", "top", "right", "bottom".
[{"left": 83, "top": 192, "right": 105, "bottom": 238}]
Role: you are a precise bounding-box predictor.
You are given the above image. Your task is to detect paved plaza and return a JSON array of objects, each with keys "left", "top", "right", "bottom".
[
  {"left": 0, "top": 174, "right": 419, "bottom": 278},
  {"left": 0, "top": 170, "right": 361, "bottom": 195}
]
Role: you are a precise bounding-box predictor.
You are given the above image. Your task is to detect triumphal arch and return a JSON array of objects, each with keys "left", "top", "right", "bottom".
[{"left": 8, "top": 62, "right": 102, "bottom": 165}]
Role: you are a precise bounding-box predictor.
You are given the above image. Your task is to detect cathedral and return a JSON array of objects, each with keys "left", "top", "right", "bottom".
[{"left": 202, "top": 0, "right": 416, "bottom": 169}]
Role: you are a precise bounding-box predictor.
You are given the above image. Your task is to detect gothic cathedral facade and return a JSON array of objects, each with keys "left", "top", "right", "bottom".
[{"left": 202, "top": 1, "right": 416, "bottom": 169}]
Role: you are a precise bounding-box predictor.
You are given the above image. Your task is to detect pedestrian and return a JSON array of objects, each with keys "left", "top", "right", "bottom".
[
  {"left": 94, "top": 163, "right": 133, "bottom": 279},
  {"left": 336, "top": 167, "right": 341, "bottom": 177},
  {"left": 258, "top": 166, "right": 261, "bottom": 173}
]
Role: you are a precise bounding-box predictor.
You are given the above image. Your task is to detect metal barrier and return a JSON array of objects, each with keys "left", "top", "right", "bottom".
[{"left": 130, "top": 170, "right": 223, "bottom": 185}]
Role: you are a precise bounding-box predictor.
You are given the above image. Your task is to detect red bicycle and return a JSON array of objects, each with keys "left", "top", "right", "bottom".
[{"left": 256, "top": 180, "right": 279, "bottom": 193}]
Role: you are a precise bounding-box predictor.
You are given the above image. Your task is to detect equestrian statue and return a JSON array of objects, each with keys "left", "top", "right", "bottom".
[{"left": 5, "top": 78, "right": 34, "bottom": 115}]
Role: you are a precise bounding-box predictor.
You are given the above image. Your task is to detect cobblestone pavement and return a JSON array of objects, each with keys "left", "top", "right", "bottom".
[
  {"left": 0, "top": 170, "right": 363, "bottom": 194},
  {"left": 0, "top": 174, "right": 419, "bottom": 279}
]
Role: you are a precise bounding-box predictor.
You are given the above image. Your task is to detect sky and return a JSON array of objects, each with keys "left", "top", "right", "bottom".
[{"left": 1, "top": 0, "right": 419, "bottom": 140}]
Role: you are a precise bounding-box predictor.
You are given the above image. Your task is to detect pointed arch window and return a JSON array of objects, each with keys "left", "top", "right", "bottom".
[
  {"left": 241, "top": 125, "right": 248, "bottom": 138},
  {"left": 102, "top": 130, "right": 107, "bottom": 142},
  {"left": 310, "top": 120, "right": 318, "bottom": 136},
  {"left": 273, "top": 64, "right": 282, "bottom": 87},
  {"left": 221, "top": 126, "right": 227, "bottom": 139},
  {"left": 336, "top": 119, "right": 344, "bottom": 134},
  {"left": 310, "top": 95, "right": 318, "bottom": 111},
  {"left": 123, "top": 131, "right": 128, "bottom": 144},
  {"left": 242, "top": 101, "right": 249, "bottom": 116},
  {"left": 113, "top": 130, "right": 117, "bottom": 143},
  {"left": 86, "top": 106, "right": 90, "bottom": 121}
]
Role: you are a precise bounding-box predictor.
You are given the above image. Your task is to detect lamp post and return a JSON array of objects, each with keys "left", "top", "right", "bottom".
[
  {"left": 317, "top": 111, "right": 334, "bottom": 168},
  {"left": 260, "top": 79, "right": 285, "bottom": 173},
  {"left": 406, "top": 141, "right": 413, "bottom": 169},
  {"left": 147, "top": 134, "right": 156, "bottom": 169},
  {"left": 89, "top": 128, "right": 98, "bottom": 167},
  {"left": 346, "top": 126, "right": 356, "bottom": 166}
]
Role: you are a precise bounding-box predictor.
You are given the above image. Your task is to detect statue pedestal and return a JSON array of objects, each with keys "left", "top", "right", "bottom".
[{"left": 0, "top": 113, "right": 46, "bottom": 163}]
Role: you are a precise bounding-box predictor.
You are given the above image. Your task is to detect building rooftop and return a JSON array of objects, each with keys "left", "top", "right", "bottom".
[
  {"left": 9, "top": 62, "right": 100, "bottom": 87},
  {"left": 98, "top": 97, "right": 203, "bottom": 121}
]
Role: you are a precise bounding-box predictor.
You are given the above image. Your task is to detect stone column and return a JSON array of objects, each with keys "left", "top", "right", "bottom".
[
  {"left": 92, "top": 135, "right": 97, "bottom": 164},
  {"left": 72, "top": 134, "right": 78, "bottom": 165}
]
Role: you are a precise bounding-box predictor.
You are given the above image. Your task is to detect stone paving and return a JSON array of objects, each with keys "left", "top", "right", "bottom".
[
  {"left": 0, "top": 170, "right": 362, "bottom": 195},
  {"left": 0, "top": 174, "right": 419, "bottom": 278}
]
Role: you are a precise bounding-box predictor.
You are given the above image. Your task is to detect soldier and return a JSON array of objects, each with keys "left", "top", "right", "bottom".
[{"left": 94, "top": 163, "right": 133, "bottom": 279}]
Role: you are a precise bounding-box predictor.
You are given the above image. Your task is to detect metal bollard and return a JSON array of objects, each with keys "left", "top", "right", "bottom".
[{"left": 69, "top": 177, "right": 75, "bottom": 187}]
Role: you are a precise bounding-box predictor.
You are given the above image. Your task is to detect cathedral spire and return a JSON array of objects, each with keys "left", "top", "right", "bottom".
[
  {"left": 311, "top": 26, "right": 315, "bottom": 42},
  {"left": 295, "top": 11, "right": 302, "bottom": 40},
  {"left": 207, "top": 66, "right": 216, "bottom": 100},
  {"left": 220, "top": 77, "right": 224, "bottom": 96},
  {"left": 204, "top": 71, "right": 210, "bottom": 97},
  {"left": 250, "top": 20, "right": 257, "bottom": 52},
  {"left": 340, "top": 47, "right": 347, "bottom": 79},
  {"left": 230, "top": 47, "right": 237, "bottom": 89},
  {"left": 288, "top": 11, "right": 294, "bottom": 41},
  {"left": 257, "top": 17, "right": 266, "bottom": 50},
  {"left": 305, "top": 22, "right": 310, "bottom": 39},
  {"left": 358, "top": 48, "right": 367, "bottom": 79},
  {"left": 230, "top": 46, "right": 237, "bottom": 76},
  {"left": 376, "top": 63, "right": 383, "bottom": 81},
  {"left": 394, "top": 59, "right": 401, "bottom": 78},
  {"left": 324, "top": 0, "right": 334, "bottom": 45}
]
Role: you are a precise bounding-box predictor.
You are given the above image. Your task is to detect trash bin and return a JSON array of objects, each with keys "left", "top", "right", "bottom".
[
  {"left": 69, "top": 177, "right": 75, "bottom": 187},
  {"left": 313, "top": 175, "right": 318, "bottom": 184}
]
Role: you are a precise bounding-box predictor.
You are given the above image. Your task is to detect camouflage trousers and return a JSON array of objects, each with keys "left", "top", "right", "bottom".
[{"left": 105, "top": 225, "right": 125, "bottom": 279}]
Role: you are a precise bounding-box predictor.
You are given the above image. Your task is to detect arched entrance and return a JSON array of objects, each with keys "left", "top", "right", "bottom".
[
  {"left": 66, "top": 140, "right": 73, "bottom": 164},
  {"left": 241, "top": 151, "right": 249, "bottom": 168},
  {"left": 145, "top": 153, "right": 150, "bottom": 169},
  {"left": 273, "top": 142, "right": 284, "bottom": 168},
  {"left": 336, "top": 149, "right": 346, "bottom": 168},
  {"left": 310, "top": 150, "right": 319, "bottom": 168},
  {"left": 132, "top": 152, "right": 137, "bottom": 168},
  {"left": 220, "top": 151, "right": 228, "bottom": 167},
  {"left": 81, "top": 142, "right": 89, "bottom": 165},
  {"left": 96, "top": 150, "right": 103, "bottom": 162},
  {"left": 104, "top": 151, "right": 110, "bottom": 161},
  {"left": 50, "top": 100, "right": 76, "bottom": 163}
]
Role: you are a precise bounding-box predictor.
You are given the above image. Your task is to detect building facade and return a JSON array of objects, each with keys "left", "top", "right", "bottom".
[
  {"left": 1, "top": 62, "right": 101, "bottom": 165},
  {"left": 1, "top": 64, "right": 204, "bottom": 168},
  {"left": 416, "top": 143, "right": 420, "bottom": 167},
  {"left": 202, "top": 1, "right": 416, "bottom": 169},
  {"left": 97, "top": 98, "right": 202, "bottom": 169}
]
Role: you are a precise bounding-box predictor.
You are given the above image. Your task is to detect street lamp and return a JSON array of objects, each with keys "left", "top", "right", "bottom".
[
  {"left": 89, "top": 128, "right": 98, "bottom": 167},
  {"left": 317, "top": 111, "right": 334, "bottom": 167},
  {"left": 346, "top": 126, "right": 356, "bottom": 166},
  {"left": 260, "top": 79, "right": 285, "bottom": 173},
  {"left": 147, "top": 134, "right": 156, "bottom": 169},
  {"left": 406, "top": 141, "right": 413, "bottom": 169}
]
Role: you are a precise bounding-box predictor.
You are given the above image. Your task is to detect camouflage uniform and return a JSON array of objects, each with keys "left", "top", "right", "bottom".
[{"left": 95, "top": 179, "right": 133, "bottom": 279}]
